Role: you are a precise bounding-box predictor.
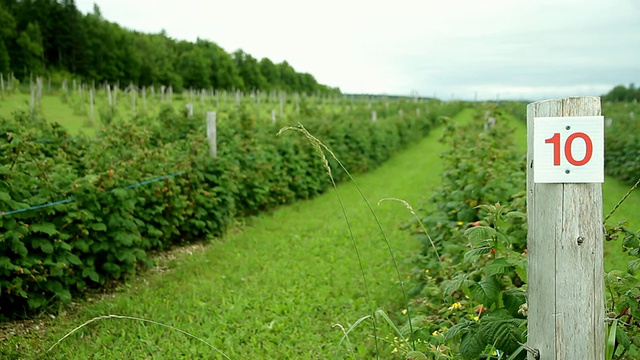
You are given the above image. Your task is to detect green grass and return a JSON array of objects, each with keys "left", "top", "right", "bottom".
[
  {"left": 0, "top": 108, "right": 475, "bottom": 359},
  {"left": 0, "top": 93, "right": 93, "bottom": 135},
  {"left": 503, "top": 111, "right": 640, "bottom": 272}
]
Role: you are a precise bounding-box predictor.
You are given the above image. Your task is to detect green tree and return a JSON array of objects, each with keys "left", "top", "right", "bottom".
[
  {"left": 0, "top": 6, "right": 16, "bottom": 73},
  {"left": 178, "top": 46, "right": 211, "bottom": 89},
  {"left": 16, "top": 22, "right": 44, "bottom": 76},
  {"left": 233, "top": 49, "right": 267, "bottom": 91},
  {"left": 259, "top": 58, "right": 280, "bottom": 91},
  {"left": 196, "top": 39, "right": 243, "bottom": 90},
  {"left": 277, "top": 61, "right": 299, "bottom": 92}
]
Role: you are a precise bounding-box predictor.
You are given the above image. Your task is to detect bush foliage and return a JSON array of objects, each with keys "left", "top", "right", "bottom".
[
  {"left": 603, "top": 102, "right": 640, "bottom": 186},
  {"left": 0, "top": 99, "right": 463, "bottom": 319}
]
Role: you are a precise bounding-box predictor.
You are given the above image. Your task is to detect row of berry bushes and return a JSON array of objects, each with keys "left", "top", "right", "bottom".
[
  {"left": 602, "top": 102, "right": 640, "bottom": 185},
  {"left": 400, "top": 106, "right": 529, "bottom": 359},
  {"left": 0, "top": 99, "right": 464, "bottom": 319}
]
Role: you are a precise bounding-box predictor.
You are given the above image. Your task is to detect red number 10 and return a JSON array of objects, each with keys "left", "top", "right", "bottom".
[{"left": 544, "top": 132, "right": 593, "bottom": 166}]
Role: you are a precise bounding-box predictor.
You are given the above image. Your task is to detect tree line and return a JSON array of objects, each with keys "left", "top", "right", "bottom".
[
  {"left": 602, "top": 83, "right": 640, "bottom": 102},
  {"left": 0, "top": 0, "right": 339, "bottom": 94}
]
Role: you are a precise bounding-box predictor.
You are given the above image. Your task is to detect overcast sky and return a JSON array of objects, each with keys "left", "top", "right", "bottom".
[{"left": 74, "top": 0, "right": 639, "bottom": 101}]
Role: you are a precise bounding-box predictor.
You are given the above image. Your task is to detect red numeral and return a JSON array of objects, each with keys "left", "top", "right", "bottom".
[
  {"left": 544, "top": 133, "right": 561, "bottom": 166},
  {"left": 545, "top": 132, "right": 593, "bottom": 166}
]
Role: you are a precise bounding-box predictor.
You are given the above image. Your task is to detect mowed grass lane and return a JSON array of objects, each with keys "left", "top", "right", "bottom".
[{"left": 2, "top": 109, "right": 476, "bottom": 359}]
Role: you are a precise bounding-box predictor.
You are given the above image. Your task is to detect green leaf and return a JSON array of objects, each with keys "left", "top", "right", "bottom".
[
  {"left": 628, "top": 259, "right": 640, "bottom": 275},
  {"left": 89, "top": 222, "right": 107, "bottom": 231},
  {"left": 606, "top": 320, "right": 617, "bottom": 360},
  {"left": 502, "top": 289, "right": 527, "bottom": 316},
  {"left": 460, "top": 330, "right": 485, "bottom": 360},
  {"left": 67, "top": 253, "right": 82, "bottom": 265},
  {"left": 505, "top": 211, "right": 526, "bottom": 220},
  {"left": 445, "top": 320, "right": 478, "bottom": 340},
  {"left": 444, "top": 273, "right": 474, "bottom": 295},
  {"left": 464, "top": 247, "right": 491, "bottom": 262},
  {"left": 82, "top": 268, "right": 100, "bottom": 282},
  {"left": 464, "top": 226, "right": 497, "bottom": 246},
  {"left": 112, "top": 188, "right": 129, "bottom": 200},
  {"left": 40, "top": 240, "right": 54, "bottom": 254},
  {"left": 114, "top": 232, "right": 135, "bottom": 246},
  {"left": 479, "top": 316, "right": 525, "bottom": 355},
  {"left": 484, "top": 258, "right": 513, "bottom": 277},
  {"left": 623, "top": 233, "right": 640, "bottom": 249},
  {"left": 30, "top": 222, "right": 58, "bottom": 236},
  {"left": 616, "top": 323, "right": 631, "bottom": 351},
  {"left": 471, "top": 277, "right": 500, "bottom": 306}
]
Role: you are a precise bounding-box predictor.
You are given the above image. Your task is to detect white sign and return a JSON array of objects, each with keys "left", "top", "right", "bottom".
[{"left": 533, "top": 116, "right": 604, "bottom": 183}]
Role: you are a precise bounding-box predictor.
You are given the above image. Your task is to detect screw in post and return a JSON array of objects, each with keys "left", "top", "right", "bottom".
[
  {"left": 565, "top": 170, "right": 570, "bottom": 174},
  {"left": 577, "top": 236, "right": 585, "bottom": 245},
  {"left": 566, "top": 126, "right": 571, "bottom": 130}
]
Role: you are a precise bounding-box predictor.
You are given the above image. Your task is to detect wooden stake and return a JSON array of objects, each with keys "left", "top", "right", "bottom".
[
  {"left": 206, "top": 111, "right": 217, "bottom": 158},
  {"left": 526, "top": 97, "right": 604, "bottom": 359},
  {"left": 89, "top": 87, "right": 94, "bottom": 125}
]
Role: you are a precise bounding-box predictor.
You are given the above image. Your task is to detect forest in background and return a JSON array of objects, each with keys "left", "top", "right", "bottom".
[{"left": 0, "top": 0, "right": 339, "bottom": 94}]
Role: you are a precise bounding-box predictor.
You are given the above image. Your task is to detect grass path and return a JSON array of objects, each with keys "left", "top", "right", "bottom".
[{"left": 2, "top": 109, "right": 476, "bottom": 359}]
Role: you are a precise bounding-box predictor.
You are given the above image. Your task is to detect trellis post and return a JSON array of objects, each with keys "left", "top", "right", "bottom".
[
  {"left": 526, "top": 97, "right": 605, "bottom": 359},
  {"left": 207, "top": 111, "right": 217, "bottom": 159}
]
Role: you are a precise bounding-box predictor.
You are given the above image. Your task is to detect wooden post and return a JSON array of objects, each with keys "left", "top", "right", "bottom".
[
  {"left": 186, "top": 104, "right": 193, "bottom": 118},
  {"left": 89, "top": 87, "right": 94, "bottom": 125},
  {"left": 206, "top": 111, "right": 217, "bottom": 158},
  {"left": 271, "top": 109, "right": 276, "bottom": 125},
  {"left": 36, "top": 77, "right": 42, "bottom": 108},
  {"left": 29, "top": 79, "right": 35, "bottom": 115},
  {"left": 526, "top": 97, "right": 604, "bottom": 359},
  {"left": 106, "top": 83, "right": 112, "bottom": 110},
  {"left": 113, "top": 84, "right": 118, "bottom": 106},
  {"left": 142, "top": 86, "right": 147, "bottom": 113},
  {"left": 131, "top": 84, "right": 136, "bottom": 118},
  {"left": 371, "top": 110, "right": 377, "bottom": 122},
  {"left": 279, "top": 93, "right": 284, "bottom": 116}
]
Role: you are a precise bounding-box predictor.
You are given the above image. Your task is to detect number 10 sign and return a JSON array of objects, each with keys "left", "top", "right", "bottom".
[{"left": 533, "top": 116, "right": 604, "bottom": 183}]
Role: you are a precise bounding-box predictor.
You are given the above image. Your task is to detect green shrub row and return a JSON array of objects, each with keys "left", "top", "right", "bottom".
[
  {"left": 400, "top": 105, "right": 529, "bottom": 359},
  {"left": 0, "top": 100, "right": 464, "bottom": 319},
  {"left": 603, "top": 102, "right": 640, "bottom": 185}
]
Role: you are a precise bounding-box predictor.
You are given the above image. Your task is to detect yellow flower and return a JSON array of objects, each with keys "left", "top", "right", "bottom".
[
  {"left": 473, "top": 316, "right": 480, "bottom": 321},
  {"left": 457, "top": 221, "right": 464, "bottom": 226},
  {"left": 448, "top": 302, "right": 462, "bottom": 311},
  {"left": 401, "top": 309, "right": 408, "bottom": 315},
  {"left": 425, "top": 269, "right": 430, "bottom": 273},
  {"left": 432, "top": 330, "right": 439, "bottom": 336}
]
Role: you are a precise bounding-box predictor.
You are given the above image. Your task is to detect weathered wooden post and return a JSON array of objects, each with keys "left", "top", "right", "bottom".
[
  {"left": 526, "top": 97, "right": 605, "bottom": 359},
  {"left": 89, "top": 86, "right": 94, "bottom": 125},
  {"left": 206, "top": 111, "right": 217, "bottom": 159}
]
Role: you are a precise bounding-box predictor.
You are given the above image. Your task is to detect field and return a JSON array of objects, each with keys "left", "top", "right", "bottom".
[{"left": 1, "top": 92, "right": 639, "bottom": 359}]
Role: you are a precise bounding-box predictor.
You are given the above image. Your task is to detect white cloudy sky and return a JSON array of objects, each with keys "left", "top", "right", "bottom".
[{"left": 74, "top": 0, "right": 639, "bottom": 101}]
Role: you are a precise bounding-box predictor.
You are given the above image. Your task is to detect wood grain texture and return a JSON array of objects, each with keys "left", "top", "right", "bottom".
[{"left": 526, "top": 97, "right": 604, "bottom": 360}]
